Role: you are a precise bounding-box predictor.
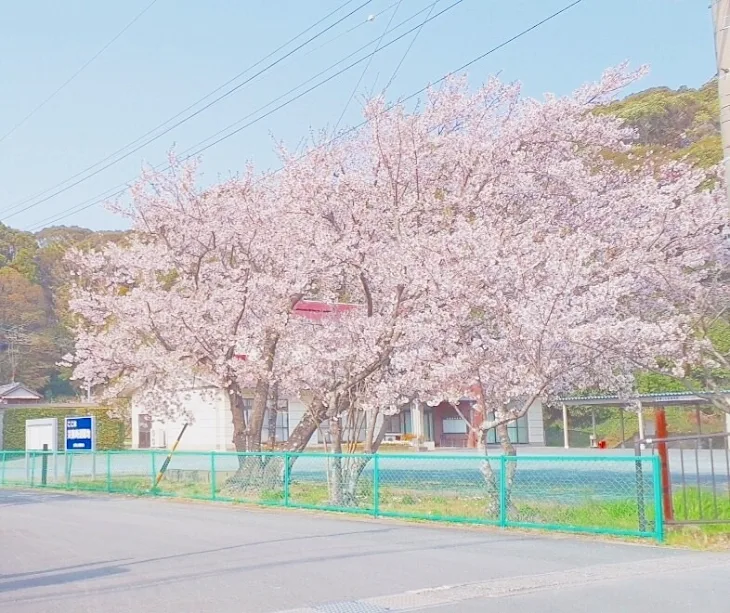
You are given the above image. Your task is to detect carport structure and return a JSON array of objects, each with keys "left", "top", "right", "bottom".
[{"left": 557, "top": 390, "right": 730, "bottom": 449}]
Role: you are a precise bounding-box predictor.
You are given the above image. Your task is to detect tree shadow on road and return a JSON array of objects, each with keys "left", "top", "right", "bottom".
[
  {"left": 0, "top": 490, "right": 103, "bottom": 508},
  {"left": 2, "top": 528, "right": 532, "bottom": 604},
  {"left": 0, "top": 565, "right": 129, "bottom": 594}
]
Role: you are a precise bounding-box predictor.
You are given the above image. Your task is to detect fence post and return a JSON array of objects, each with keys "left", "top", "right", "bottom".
[
  {"left": 0, "top": 451, "right": 5, "bottom": 485},
  {"left": 652, "top": 455, "right": 665, "bottom": 542},
  {"left": 41, "top": 444, "right": 48, "bottom": 486},
  {"left": 283, "top": 452, "right": 290, "bottom": 507},
  {"left": 150, "top": 451, "right": 157, "bottom": 492},
  {"left": 633, "top": 442, "right": 647, "bottom": 533},
  {"left": 210, "top": 452, "right": 217, "bottom": 501},
  {"left": 106, "top": 451, "right": 112, "bottom": 492},
  {"left": 373, "top": 454, "right": 380, "bottom": 517},
  {"left": 30, "top": 450, "right": 37, "bottom": 486},
  {"left": 499, "top": 455, "right": 507, "bottom": 527}
]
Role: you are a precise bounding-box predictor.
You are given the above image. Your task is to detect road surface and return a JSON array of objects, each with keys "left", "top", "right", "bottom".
[{"left": 1, "top": 489, "right": 728, "bottom": 612}]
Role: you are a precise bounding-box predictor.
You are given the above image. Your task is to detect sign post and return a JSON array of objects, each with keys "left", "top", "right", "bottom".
[{"left": 65, "top": 416, "right": 96, "bottom": 482}]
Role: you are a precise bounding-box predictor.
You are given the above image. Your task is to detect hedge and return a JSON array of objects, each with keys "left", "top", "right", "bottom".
[{"left": 2, "top": 406, "right": 125, "bottom": 451}]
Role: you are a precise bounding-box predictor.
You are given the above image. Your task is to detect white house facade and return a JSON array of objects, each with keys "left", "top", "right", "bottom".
[{"left": 131, "top": 382, "right": 546, "bottom": 451}]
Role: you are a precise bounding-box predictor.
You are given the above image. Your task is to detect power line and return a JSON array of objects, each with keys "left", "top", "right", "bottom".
[
  {"left": 158, "top": 0, "right": 469, "bottom": 162},
  {"left": 0, "top": 0, "right": 373, "bottom": 220},
  {"left": 19, "top": 0, "right": 462, "bottom": 228},
  {"left": 9, "top": 2, "right": 402, "bottom": 224},
  {"left": 27, "top": 0, "right": 587, "bottom": 231},
  {"left": 173, "top": 5, "right": 445, "bottom": 163},
  {"left": 26, "top": 3, "right": 448, "bottom": 231},
  {"left": 0, "top": 0, "right": 161, "bottom": 146},
  {"left": 333, "top": 0, "right": 405, "bottom": 134},
  {"left": 302, "top": 0, "right": 403, "bottom": 60},
  {"left": 384, "top": 0, "right": 440, "bottom": 91}
]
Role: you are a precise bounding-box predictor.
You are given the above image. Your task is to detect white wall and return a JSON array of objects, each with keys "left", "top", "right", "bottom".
[
  {"left": 131, "top": 385, "right": 550, "bottom": 450},
  {"left": 527, "top": 400, "right": 545, "bottom": 445},
  {"left": 131, "top": 386, "right": 230, "bottom": 451},
  {"left": 132, "top": 385, "right": 317, "bottom": 451}
]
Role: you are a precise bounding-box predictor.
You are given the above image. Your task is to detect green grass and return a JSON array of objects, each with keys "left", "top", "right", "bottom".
[
  {"left": 672, "top": 487, "right": 730, "bottom": 523},
  {"left": 8, "top": 471, "right": 730, "bottom": 548}
]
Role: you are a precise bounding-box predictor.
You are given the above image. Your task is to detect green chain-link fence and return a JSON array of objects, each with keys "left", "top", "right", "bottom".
[{"left": 0, "top": 450, "right": 663, "bottom": 541}]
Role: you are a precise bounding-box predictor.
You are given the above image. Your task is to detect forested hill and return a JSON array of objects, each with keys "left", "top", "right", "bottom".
[
  {"left": 0, "top": 226, "right": 127, "bottom": 396},
  {"left": 0, "top": 79, "right": 721, "bottom": 399},
  {"left": 599, "top": 78, "right": 720, "bottom": 168}
]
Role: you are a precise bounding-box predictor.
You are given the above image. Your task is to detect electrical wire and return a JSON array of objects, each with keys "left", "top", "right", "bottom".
[
  {"left": 26, "top": 0, "right": 587, "bottom": 231},
  {"left": 0, "top": 0, "right": 161, "bottom": 146},
  {"left": 332, "top": 0, "right": 405, "bottom": 134},
  {"left": 384, "top": 0, "right": 440, "bottom": 91},
  {"left": 301, "top": 0, "right": 403, "bottom": 60},
  {"left": 21, "top": 0, "right": 466, "bottom": 228},
  {"left": 26, "top": 3, "right": 449, "bottom": 230},
  {"left": 0, "top": 0, "right": 373, "bottom": 220}
]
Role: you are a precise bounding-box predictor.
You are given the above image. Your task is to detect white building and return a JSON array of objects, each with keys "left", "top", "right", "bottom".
[{"left": 131, "top": 382, "right": 546, "bottom": 451}]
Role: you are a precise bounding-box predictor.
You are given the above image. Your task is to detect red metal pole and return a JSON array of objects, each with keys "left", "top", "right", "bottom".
[{"left": 655, "top": 407, "right": 674, "bottom": 522}]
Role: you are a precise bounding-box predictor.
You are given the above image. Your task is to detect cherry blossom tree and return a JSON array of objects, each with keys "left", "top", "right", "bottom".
[
  {"left": 276, "top": 65, "right": 727, "bottom": 506},
  {"left": 66, "top": 63, "right": 727, "bottom": 515},
  {"left": 398, "top": 72, "right": 729, "bottom": 508},
  {"left": 65, "top": 159, "right": 333, "bottom": 467}
]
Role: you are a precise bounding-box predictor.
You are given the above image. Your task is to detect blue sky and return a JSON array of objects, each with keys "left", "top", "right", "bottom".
[{"left": 0, "top": 0, "right": 717, "bottom": 232}]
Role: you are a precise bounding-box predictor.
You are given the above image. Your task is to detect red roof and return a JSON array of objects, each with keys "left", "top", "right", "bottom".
[
  {"left": 234, "top": 300, "right": 357, "bottom": 359},
  {"left": 292, "top": 300, "right": 357, "bottom": 321}
]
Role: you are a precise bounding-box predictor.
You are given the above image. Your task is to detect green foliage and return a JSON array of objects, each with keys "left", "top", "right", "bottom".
[
  {"left": 2, "top": 406, "right": 125, "bottom": 451},
  {"left": 0, "top": 224, "right": 129, "bottom": 397},
  {"left": 634, "top": 371, "right": 690, "bottom": 394},
  {"left": 598, "top": 79, "right": 720, "bottom": 168},
  {"left": 0, "top": 224, "right": 40, "bottom": 282},
  {"left": 707, "top": 318, "right": 730, "bottom": 355}
]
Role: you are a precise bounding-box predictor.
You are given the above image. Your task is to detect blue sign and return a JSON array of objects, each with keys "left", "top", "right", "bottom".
[{"left": 65, "top": 416, "right": 95, "bottom": 451}]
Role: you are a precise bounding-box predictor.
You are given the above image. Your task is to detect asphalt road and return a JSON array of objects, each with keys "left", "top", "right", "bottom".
[{"left": 1, "top": 490, "right": 728, "bottom": 613}]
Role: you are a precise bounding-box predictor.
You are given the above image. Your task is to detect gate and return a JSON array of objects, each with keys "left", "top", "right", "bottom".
[{"left": 637, "top": 432, "right": 730, "bottom": 525}]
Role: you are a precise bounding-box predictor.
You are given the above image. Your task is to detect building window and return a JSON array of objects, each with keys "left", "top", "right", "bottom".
[
  {"left": 242, "top": 398, "right": 289, "bottom": 443},
  {"left": 484, "top": 412, "right": 529, "bottom": 444},
  {"left": 443, "top": 417, "right": 468, "bottom": 434},
  {"left": 384, "top": 414, "right": 401, "bottom": 434},
  {"left": 383, "top": 409, "right": 412, "bottom": 435}
]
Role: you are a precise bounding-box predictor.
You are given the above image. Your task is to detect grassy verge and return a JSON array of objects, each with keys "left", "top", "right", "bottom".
[{"left": 6, "top": 473, "right": 730, "bottom": 548}]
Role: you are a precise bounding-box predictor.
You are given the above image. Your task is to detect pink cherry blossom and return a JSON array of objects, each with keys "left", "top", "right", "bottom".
[{"left": 66, "top": 65, "right": 729, "bottom": 462}]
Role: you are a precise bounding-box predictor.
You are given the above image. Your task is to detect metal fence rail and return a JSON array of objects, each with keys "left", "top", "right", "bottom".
[
  {"left": 638, "top": 432, "right": 730, "bottom": 526},
  {"left": 0, "top": 450, "right": 664, "bottom": 541}
]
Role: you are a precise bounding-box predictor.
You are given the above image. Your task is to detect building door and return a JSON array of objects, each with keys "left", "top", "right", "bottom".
[{"left": 138, "top": 414, "right": 152, "bottom": 449}]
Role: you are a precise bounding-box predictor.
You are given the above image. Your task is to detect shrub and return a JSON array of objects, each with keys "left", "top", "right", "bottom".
[{"left": 2, "top": 406, "right": 125, "bottom": 451}]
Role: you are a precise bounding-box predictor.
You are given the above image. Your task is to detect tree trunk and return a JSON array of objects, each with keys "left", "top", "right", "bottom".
[
  {"left": 285, "top": 398, "right": 327, "bottom": 452},
  {"left": 325, "top": 409, "right": 388, "bottom": 507},
  {"left": 245, "top": 379, "right": 268, "bottom": 452},
  {"left": 327, "top": 415, "right": 345, "bottom": 506},
  {"left": 340, "top": 415, "right": 387, "bottom": 506},
  {"left": 230, "top": 386, "right": 248, "bottom": 453},
  {"left": 478, "top": 429, "right": 500, "bottom": 520},
  {"left": 267, "top": 385, "right": 279, "bottom": 449},
  {"left": 496, "top": 421, "right": 517, "bottom": 512}
]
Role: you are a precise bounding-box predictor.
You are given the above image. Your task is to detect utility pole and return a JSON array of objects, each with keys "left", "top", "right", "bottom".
[{"left": 712, "top": 0, "right": 730, "bottom": 210}]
